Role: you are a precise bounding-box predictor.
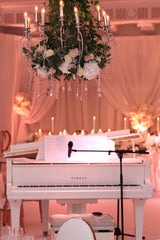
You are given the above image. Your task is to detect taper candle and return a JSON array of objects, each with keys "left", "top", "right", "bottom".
[
  {"left": 93, "top": 116, "right": 96, "bottom": 132},
  {"left": 59, "top": 1, "right": 64, "bottom": 18},
  {"left": 124, "top": 117, "right": 127, "bottom": 129},
  {"left": 41, "top": 8, "right": 45, "bottom": 26},
  {"left": 157, "top": 117, "right": 159, "bottom": 135},
  {"left": 24, "top": 12, "right": 28, "bottom": 29},
  {"left": 74, "top": 7, "right": 79, "bottom": 26},
  {"left": 35, "top": 6, "right": 38, "bottom": 23},
  {"left": 51, "top": 117, "right": 54, "bottom": 133},
  {"left": 96, "top": 5, "right": 101, "bottom": 22},
  {"left": 102, "top": 11, "right": 107, "bottom": 26}
]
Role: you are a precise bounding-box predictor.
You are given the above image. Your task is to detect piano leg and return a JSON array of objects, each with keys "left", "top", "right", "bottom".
[
  {"left": 9, "top": 199, "right": 22, "bottom": 229},
  {"left": 42, "top": 200, "right": 49, "bottom": 236},
  {"left": 133, "top": 198, "right": 146, "bottom": 240}
]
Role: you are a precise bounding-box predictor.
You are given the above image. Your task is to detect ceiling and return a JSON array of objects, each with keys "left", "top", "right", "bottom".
[{"left": 0, "top": 0, "right": 160, "bottom": 36}]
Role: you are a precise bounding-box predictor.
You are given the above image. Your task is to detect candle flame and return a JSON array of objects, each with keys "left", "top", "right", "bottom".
[
  {"left": 102, "top": 10, "right": 106, "bottom": 16},
  {"left": 59, "top": 0, "right": 64, "bottom": 7},
  {"left": 35, "top": 6, "right": 38, "bottom": 12},
  {"left": 41, "top": 8, "right": 45, "bottom": 14},
  {"left": 96, "top": 5, "right": 100, "bottom": 11},
  {"left": 24, "top": 12, "right": 27, "bottom": 18},
  {"left": 74, "top": 7, "right": 78, "bottom": 13},
  {"left": 81, "top": 130, "right": 85, "bottom": 135}
]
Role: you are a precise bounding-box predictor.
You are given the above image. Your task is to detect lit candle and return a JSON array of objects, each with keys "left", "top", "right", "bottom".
[
  {"left": 157, "top": 117, "right": 159, "bottom": 135},
  {"left": 106, "top": 14, "right": 110, "bottom": 26},
  {"left": 124, "top": 117, "right": 127, "bottom": 129},
  {"left": 59, "top": 1, "right": 64, "bottom": 18},
  {"left": 35, "top": 6, "right": 38, "bottom": 23},
  {"left": 96, "top": 5, "right": 101, "bottom": 22},
  {"left": 48, "top": 132, "right": 52, "bottom": 136},
  {"left": 98, "top": 129, "right": 102, "bottom": 133},
  {"left": 108, "top": 129, "right": 111, "bottom": 132},
  {"left": 102, "top": 10, "right": 107, "bottom": 26},
  {"left": 24, "top": 12, "right": 28, "bottom": 29},
  {"left": 41, "top": 8, "right": 45, "bottom": 26},
  {"left": 63, "top": 129, "right": 67, "bottom": 135},
  {"left": 59, "top": 131, "right": 62, "bottom": 135},
  {"left": 93, "top": 116, "right": 96, "bottom": 132},
  {"left": 73, "top": 132, "right": 77, "bottom": 136},
  {"left": 81, "top": 130, "right": 85, "bottom": 135},
  {"left": 27, "top": 17, "right": 30, "bottom": 28},
  {"left": 38, "top": 129, "right": 42, "bottom": 139},
  {"left": 91, "top": 129, "right": 94, "bottom": 134},
  {"left": 74, "top": 7, "right": 79, "bottom": 26},
  {"left": 51, "top": 117, "right": 54, "bottom": 133}
]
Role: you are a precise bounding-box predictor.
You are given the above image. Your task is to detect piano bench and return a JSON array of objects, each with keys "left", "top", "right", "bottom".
[{"left": 50, "top": 213, "right": 115, "bottom": 239}]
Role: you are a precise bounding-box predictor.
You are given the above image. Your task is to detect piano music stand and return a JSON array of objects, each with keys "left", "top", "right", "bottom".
[{"left": 70, "top": 142, "right": 149, "bottom": 240}]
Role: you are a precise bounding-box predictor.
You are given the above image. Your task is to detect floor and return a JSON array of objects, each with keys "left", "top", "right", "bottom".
[{"left": 22, "top": 190, "right": 160, "bottom": 240}]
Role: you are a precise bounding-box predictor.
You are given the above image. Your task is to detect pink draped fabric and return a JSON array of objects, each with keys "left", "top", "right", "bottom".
[
  {"left": 101, "top": 36, "right": 160, "bottom": 117},
  {"left": 1, "top": 34, "right": 160, "bottom": 144}
]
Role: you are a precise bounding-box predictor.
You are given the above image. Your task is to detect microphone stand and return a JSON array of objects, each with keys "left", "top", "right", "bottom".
[{"left": 70, "top": 145, "right": 149, "bottom": 240}]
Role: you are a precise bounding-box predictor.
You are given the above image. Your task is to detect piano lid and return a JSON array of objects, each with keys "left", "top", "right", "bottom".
[
  {"left": 37, "top": 135, "right": 119, "bottom": 163},
  {"left": 106, "top": 129, "right": 142, "bottom": 141}
]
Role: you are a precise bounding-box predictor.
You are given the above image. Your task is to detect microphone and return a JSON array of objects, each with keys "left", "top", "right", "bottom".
[{"left": 68, "top": 141, "right": 73, "bottom": 158}]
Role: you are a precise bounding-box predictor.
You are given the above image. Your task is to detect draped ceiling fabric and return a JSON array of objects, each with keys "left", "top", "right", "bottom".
[{"left": 0, "top": 33, "right": 160, "bottom": 143}]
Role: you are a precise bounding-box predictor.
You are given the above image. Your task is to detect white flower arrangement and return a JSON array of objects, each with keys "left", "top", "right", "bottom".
[
  {"left": 83, "top": 60, "right": 100, "bottom": 80},
  {"left": 13, "top": 92, "right": 32, "bottom": 116},
  {"left": 130, "top": 103, "right": 155, "bottom": 132}
]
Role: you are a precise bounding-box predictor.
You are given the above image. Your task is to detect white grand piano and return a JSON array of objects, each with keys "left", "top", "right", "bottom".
[{"left": 6, "top": 133, "right": 153, "bottom": 240}]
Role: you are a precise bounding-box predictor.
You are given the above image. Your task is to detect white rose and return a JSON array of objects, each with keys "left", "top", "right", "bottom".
[
  {"left": 77, "top": 67, "right": 84, "bottom": 77},
  {"left": 59, "top": 62, "right": 70, "bottom": 74},
  {"left": 45, "top": 49, "right": 54, "bottom": 58},
  {"left": 95, "top": 56, "right": 101, "bottom": 63},
  {"left": 64, "top": 54, "right": 72, "bottom": 63}
]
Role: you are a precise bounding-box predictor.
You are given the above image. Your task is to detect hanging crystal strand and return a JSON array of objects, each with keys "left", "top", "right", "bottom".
[
  {"left": 43, "top": 44, "right": 46, "bottom": 70},
  {"left": 84, "top": 81, "right": 88, "bottom": 91},
  {"left": 80, "top": 80, "right": 83, "bottom": 101},
  {"left": 56, "top": 80, "right": 59, "bottom": 100},
  {"left": 76, "top": 76, "right": 79, "bottom": 98},
  {"left": 50, "top": 76, "right": 53, "bottom": 96},
  {"left": 37, "top": 73, "right": 41, "bottom": 100},
  {"left": 97, "top": 74, "right": 102, "bottom": 98},
  {"left": 61, "top": 75, "right": 65, "bottom": 91},
  {"left": 68, "top": 80, "right": 72, "bottom": 92}
]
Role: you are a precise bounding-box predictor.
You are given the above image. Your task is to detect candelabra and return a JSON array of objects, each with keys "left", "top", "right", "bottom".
[{"left": 18, "top": 2, "right": 117, "bottom": 100}]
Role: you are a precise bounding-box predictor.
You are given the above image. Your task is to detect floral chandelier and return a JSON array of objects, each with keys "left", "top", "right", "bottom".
[{"left": 18, "top": 0, "right": 117, "bottom": 100}]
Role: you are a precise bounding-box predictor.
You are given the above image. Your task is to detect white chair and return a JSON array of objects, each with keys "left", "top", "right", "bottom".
[{"left": 55, "top": 218, "right": 96, "bottom": 240}]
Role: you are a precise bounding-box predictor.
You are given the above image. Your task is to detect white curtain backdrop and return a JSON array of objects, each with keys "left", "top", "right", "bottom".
[{"left": 1, "top": 34, "right": 160, "bottom": 143}]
